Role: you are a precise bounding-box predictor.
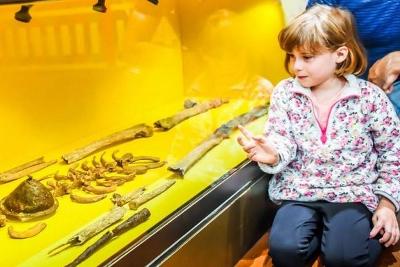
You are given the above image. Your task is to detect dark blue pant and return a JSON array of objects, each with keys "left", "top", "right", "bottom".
[{"left": 269, "top": 201, "right": 382, "bottom": 267}]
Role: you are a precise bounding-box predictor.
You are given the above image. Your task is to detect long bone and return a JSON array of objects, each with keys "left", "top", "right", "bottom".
[
  {"left": 62, "top": 123, "right": 153, "bottom": 164},
  {"left": 154, "top": 99, "right": 228, "bottom": 131},
  {"left": 48, "top": 206, "right": 126, "bottom": 256},
  {"left": 168, "top": 106, "right": 268, "bottom": 176}
]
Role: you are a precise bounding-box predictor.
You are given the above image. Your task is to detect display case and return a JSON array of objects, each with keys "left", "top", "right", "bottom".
[{"left": 0, "top": 0, "right": 285, "bottom": 266}]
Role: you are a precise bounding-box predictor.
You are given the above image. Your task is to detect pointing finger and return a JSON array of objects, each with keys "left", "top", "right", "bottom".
[{"left": 238, "top": 125, "right": 254, "bottom": 140}]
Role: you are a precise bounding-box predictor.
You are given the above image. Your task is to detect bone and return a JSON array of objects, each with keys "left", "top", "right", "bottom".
[
  {"left": 70, "top": 193, "right": 107, "bottom": 204},
  {"left": 168, "top": 137, "right": 224, "bottom": 176},
  {"left": 83, "top": 185, "right": 117, "bottom": 195},
  {"left": 112, "top": 150, "right": 160, "bottom": 167},
  {"left": 62, "top": 123, "right": 153, "bottom": 164},
  {"left": 0, "top": 157, "right": 44, "bottom": 176},
  {"left": 0, "top": 214, "right": 6, "bottom": 227},
  {"left": 154, "top": 99, "right": 228, "bottom": 131},
  {"left": 168, "top": 106, "right": 268, "bottom": 176},
  {"left": 111, "top": 187, "right": 145, "bottom": 206},
  {"left": 8, "top": 222, "right": 47, "bottom": 239},
  {"left": 117, "top": 161, "right": 166, "bottom": 175},
  {"left": 0, "top": 159, "right": 57, "bottom": 184},
  {"left": 129, "top": 180, "right": 176, "bottom": 210}
]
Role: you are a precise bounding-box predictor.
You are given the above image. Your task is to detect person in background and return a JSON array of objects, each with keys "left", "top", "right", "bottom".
[
  {"left": 307, "top": 0, "right": 400, "bottom": 115},
  {"left": 237, "top": 5, "right": 400, "bottom": 267}
]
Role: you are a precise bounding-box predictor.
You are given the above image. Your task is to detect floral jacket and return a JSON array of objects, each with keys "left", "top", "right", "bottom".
[{"left": 260, "top": 74, "right": 400, "bottom": 212}]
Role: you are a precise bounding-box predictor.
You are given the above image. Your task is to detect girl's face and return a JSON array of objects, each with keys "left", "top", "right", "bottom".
[{"left": 288, "top": 46, "right": 348, "bottom": 90}]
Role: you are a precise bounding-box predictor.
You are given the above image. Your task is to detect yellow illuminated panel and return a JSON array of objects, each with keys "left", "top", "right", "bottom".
[{"left": 0, "top": 0, "right": 285, "bottom": 266}]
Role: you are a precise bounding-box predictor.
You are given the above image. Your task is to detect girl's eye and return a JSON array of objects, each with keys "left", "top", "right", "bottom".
[{"left": 303, "top": 55, "right": 313, "bottom": 60}]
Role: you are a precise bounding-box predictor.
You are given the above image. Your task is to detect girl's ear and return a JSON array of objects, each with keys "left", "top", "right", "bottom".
[{"left": 335, "top": 46, "right": 349, "bottom": 63}]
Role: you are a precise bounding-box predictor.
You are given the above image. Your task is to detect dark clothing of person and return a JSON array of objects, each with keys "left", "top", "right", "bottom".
[{"left": 269, "top": 201, "right": 382, "bottom": 267}]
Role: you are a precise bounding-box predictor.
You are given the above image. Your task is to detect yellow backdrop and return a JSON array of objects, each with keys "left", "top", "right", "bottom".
[{"left": 0, "top": 0, "right": 286, "bottom": 265}]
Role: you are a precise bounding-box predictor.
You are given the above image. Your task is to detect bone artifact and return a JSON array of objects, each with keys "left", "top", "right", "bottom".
[
  {"left": 83, "top": 185, "right": 117, "bottom": 195},
  {"left": 49, "top": 152, "right": 163, "bottom": 198},
  {"left": 0, "top": 177, "right": 58, "bottom": 221},
  {"left": 70, "top": 193, "right": 107, "bottom": 204},
  {"left": 111, "top": 187, "right": 145, "bottom": 206},
  {"left": 65, "top": 208, "right": 150, "bottom": 267},
  {"left": 112, "top": 150, "right": 160, "bottom": 167},
  {"left": 0, "top": 158, "right": 57, "bottom": 184},
  {"left": 62, "top": 123, "right": 153, "bottom": 164},
  {"left": 48, "top": 206, "right": 126, "bottom": 256},
  {"left": 0, "top": 214, "right": 6, "bottom": 227},
  {"left": 8, "top": 222, "right": 47, "bottom": 239},
  {"left": 129, "top": 180, "right": 176, "bottom": 210},
  {"left": 154, "top": 99, "right": 228, "bottom": 131},
  {"left": 169, "top": 106, "right": 268, "bottom": 176}
]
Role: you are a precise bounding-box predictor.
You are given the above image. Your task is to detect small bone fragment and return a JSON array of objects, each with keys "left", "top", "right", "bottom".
[
  {"left": 154, "top": 99, "right": 228, "bottom": 131},
  {"left": 65, "top": 208, "right": 150, "bottom": 267},
  {"left": 8, "top": 222, "right": 47, "bottom": 239},
  {"left": 48, "top": 206, "right": 126, "bottom": 256},
  {"left": 111, "top": 187, "right": 145, "bottom": 206},
  {"left": 0, "top": 159, "right": 57, "bottom": 183},
  {"left": 70, "top": 193, "right": 107, "bottom": 204},
  {"left": 62, "top": 123, "right": 153, "bottom": 164},
  {"left": 129, "top": 180, "right": 175, "bottom": 210}
]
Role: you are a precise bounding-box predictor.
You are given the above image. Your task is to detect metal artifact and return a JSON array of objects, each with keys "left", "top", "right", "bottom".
[
  {"left": 65, "top": 208, "right": 150, "bottom": 267},
  {"left": 48, "top": 206, "right": 126, "bottom": 256}
]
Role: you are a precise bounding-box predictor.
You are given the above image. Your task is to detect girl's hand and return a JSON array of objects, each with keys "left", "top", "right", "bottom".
[
  {"left": 370, "top": 197, "right": 400, "bottom": 247},
  {"left": 236, "top": 125, "right": 279, "bottom": 165}
]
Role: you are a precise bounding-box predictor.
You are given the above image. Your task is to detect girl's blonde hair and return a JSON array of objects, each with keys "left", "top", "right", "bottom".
[{"left": 278, "top": 4, "right": 367, "bottom": 76}]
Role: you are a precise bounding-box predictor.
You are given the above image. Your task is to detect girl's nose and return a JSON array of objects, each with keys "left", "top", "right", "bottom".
[{"left": 293, "top": 59, "right": 302, "bottom": 71}]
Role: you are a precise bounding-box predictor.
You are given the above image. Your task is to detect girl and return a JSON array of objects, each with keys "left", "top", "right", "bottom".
[{"left": 237, "top": 5, "right": 400, "bottom": 267}]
